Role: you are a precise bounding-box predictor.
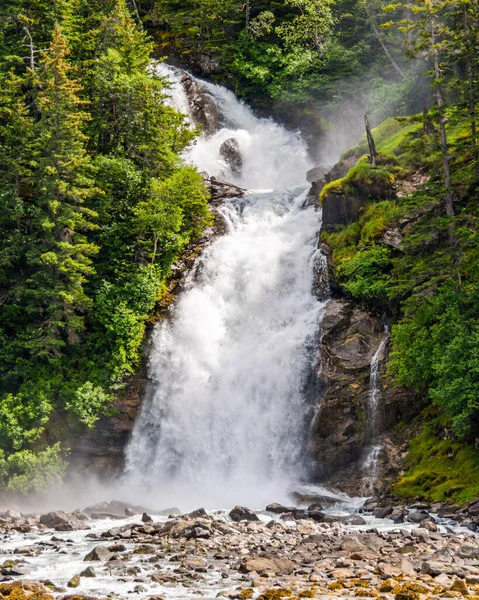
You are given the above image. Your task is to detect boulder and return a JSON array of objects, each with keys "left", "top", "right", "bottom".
[
  {"left": 306, "top": 165, "right": 329, "bottom": 184},
  {"left": 179, "top": 524, "right": 211, "bottom": 539},
  {"left": 39, "top": 512, "right": 87, "bottom": 532},
  {"left": 229, "top": 506, "right": 259, "bottom": 522},
  {"left": 265, "top": 503, "right": 295, "bottom": 515},
  {"left": 239, "top": 556, "right": 294, "bottom": 576},
  {"left": 408, "top": 510, "right": 429, "bottom": 523},
  {"left": 83, "top": 546, "right": 112, "bottom": 562},
  {"left": 373, "top": 506, "right": 393, "bottom": 519},
  {"left": 220, "top": 138, "right": 242, "bottom": 174},
  {"left": 67, "top": 575, "right": 81, "bottom": 589},
  {"left": 181, "top": 74, "right": 219, "bottom": 135}
]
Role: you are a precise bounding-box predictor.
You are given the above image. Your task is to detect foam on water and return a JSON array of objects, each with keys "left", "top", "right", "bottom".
[{"left": 123, "top": 65, "right": 324, "bottom": 509}]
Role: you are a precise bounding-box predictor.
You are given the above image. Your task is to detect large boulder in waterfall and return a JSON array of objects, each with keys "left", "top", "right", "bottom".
[
  {"left": 181, "top": 73, "right": 219, "bottom": 135},
  {"left": 220, "top": 138, "right": 242, "bottom": 174}
]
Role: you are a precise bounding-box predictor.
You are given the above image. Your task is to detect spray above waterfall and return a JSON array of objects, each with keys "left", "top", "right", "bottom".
[{"left": 124, "top": 65, "right": 327, "bottom": 509}]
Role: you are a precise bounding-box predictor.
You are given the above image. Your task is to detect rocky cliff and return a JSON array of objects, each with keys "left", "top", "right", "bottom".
[{"left": 307, "top": 298, "right": 422, "bottom": 497}]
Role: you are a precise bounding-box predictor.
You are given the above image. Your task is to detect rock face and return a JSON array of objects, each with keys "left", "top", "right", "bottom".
[
  {"left": 181, "top": 73, "right": 219, "bottom": 135},
  {"left": 321, "top": 192, "right": 365, "bottom": 231},
  {"left": 220, "top": 138, "right": 242, "bottom": 174},
  {"left": 308, "top": 299, "right": 422, "bottom": 495}
]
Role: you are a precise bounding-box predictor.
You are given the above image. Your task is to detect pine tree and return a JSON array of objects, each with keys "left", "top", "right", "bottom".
[{"left": 26, "top": 25, "right": 99, "bottom": 355}]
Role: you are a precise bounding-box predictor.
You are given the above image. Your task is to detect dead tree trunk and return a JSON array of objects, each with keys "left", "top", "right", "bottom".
[
  {"left": 23, "top": 26, "right": 36, "bottom": 71},
  {"left": 364, "top": 115, "right": 378, "bottom": 167}
]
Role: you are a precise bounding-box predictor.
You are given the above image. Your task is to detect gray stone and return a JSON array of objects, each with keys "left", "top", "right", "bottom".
[
  {"left": 220, "top": 138, "right": 242, "bottom": 174},
  {"left": 84, "top": 545, "right": 112, "bottom": 562},
  {"left": 229, "top": 506, "right": 259, "bottom": 522}
]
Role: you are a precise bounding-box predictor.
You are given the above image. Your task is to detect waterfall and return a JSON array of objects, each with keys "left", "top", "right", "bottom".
[
  {"left": 362, "top": 328, "right": 389, "bottom": 493},
  {"left": 123, "top": 65, "right": 327, "bottom": 509},
  {"left": 155, "top": 63, "right": 311, "bottom": 190}
]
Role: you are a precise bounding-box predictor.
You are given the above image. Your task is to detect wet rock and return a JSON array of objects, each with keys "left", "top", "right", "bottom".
[
  {"left": 67, "top": 575, "right": 81, "bottom": 589},
  {"left": 373, "top": 506, "right": 393, "bottom": 519},
  {"left": 239, "top": 556, "right": 294, "bottom": 576},
  {"left": 84, "top": 545, "right": 112, "bottom": 561},
  {"left": 181, "top": 73, "right": 219, "bottom": 135},
  {"left": 407, "top": 510, "right": 429, "bottom": 523},
  {"left": 265, "top": 503, "right": 294, "bottom": 515},
  {"left": 229, "top": 506, "right": 259, "bottom": 522},
  {"left": 420, "top": 518, "right": 437, "bottom": 532},
  {"left": 306, "top": 165, "right": 329, "bottom": 184},
  {"left": 390, "top": 507, "right": 406, "bottom": 523},
  {"left": 204, "top": 176, "right": 245, "bottom": 202},
  {"left": 39, "top": 512, "right": 87, "bottom": 532},
  {"left": 220, "top": 138, "right": 242, "bottom": 174},
  {"left": 291, "top": 489, "right": 345, "bottom": 507},
  {"left": 179, "top": 525, "right": 211, "bottom": 539},
  {"left": 185, "top": 508, "right": 208, "bottom": 519},
  {"left": 307, "top": 510, "right": 326, "bottom": 523},
  {"left": 142, "top": 513, "right": 153, "bottom": 523},
  {"left": 79, "top": 567, "right": 95, "bottom": 578}
]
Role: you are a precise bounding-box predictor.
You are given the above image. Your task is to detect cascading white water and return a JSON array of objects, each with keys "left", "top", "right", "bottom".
[
  {"left": 155, "top": 63, "right": 311, "bottom": 190},
  {"left": 124, "top": 65, "right": 327, "bottom": 509},
  {"left": 362, "top": 329, "right": 389, "bottom": 492}
]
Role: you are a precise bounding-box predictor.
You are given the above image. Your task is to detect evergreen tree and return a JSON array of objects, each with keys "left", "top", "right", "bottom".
[{"left": 26, "top": 25, "right": 98, "bottom": 355}]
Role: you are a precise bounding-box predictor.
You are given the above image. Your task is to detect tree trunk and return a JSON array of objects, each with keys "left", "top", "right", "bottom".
[
  {"left": 364, "top": 115, "right": 378, "bottom": 167},
  {"left": 129, "top": 0, "right": 143, "bottom": 30},
  {"left": 245, "top": 0, "right": 251, "bottom": 29},
  {"left": 364, "top": 0, "right": 405, "bottom": 79},
  {"left": 23, "top": 26, "right": 36, "bottom": 71},
  {"left": 429, "top": 12, "right": 453, "bottom": 218}
]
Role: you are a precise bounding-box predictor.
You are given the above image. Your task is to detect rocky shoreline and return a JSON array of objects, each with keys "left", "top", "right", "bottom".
[{"left": 1, "top": 499, "right": 478, "bottom": 600}]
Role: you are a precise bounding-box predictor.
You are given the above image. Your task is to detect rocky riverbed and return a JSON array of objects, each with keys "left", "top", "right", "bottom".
[{"left": 1, "top": 499, "right": 478, "bottom": 600}]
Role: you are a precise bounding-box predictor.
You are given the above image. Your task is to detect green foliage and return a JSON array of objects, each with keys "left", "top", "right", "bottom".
[
  {"left": 389, "top": 282, "right": 479, "bottom": 439},
  {"left": 0, "top": 392, "right": 52, "bottom": 451},
  {"left": 325, "top": 110, "right": 479, "bottom": 452},
  {"left": 392, "top": 416, "right": 479, "bottom": 504},
  {"left": 0, "top": 0, "right": 211, "bottom": 494},
  {"left": 65, "top": 382, "right": 112, "bottom": 428},
  {"left": 320, "top": 157, "right": 397, "bottom": 204},
  {"left": 337, "top": 244, "right": 392, "bottom": 299},
  {"left": 0, "top": 444, "right": 67, "bottom": 494}
]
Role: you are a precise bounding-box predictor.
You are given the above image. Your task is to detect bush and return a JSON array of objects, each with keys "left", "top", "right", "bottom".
[
  {"left": 66, "top": 382, "right": 112, "bottom": 428},
  {"left": 337, "top": 244, "right": 392, "bottom": 300},
  {"left": 0, "top": 443, "right": 67, "bottom": 495}
]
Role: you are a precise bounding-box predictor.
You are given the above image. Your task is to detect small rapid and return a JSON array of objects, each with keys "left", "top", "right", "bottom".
[{"left": 124, "top": 65, "right": 326, "bottom": 509}]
